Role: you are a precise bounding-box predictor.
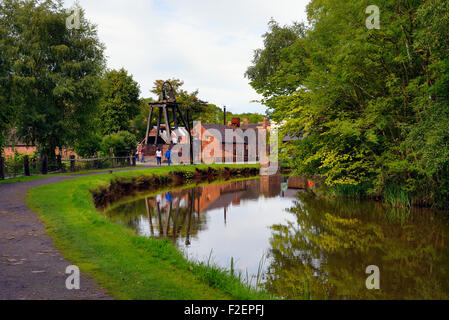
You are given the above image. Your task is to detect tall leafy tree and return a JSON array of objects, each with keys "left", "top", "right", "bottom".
[
  {"left": 0, "top": 3, "right": 14, "bottom": 154},
  {"left": 0, "top": 0, "right": 105, "bottom": 160},
  {"left": 98, "top": 68, "right": 141, "bottom": 135},
  {"left": 247, "top": 0, "right": 449, "bottom": 208},
  {"left": 151, "top": 78, "right": 184, "bottom": 99}
]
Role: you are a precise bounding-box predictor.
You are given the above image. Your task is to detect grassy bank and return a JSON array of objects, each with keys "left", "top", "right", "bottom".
[
  {"left": 27, "top": 164, "right": 271, "bottom": 300},
  {"left": 0, "top": 166, "right": 139, "bottom": 185}
]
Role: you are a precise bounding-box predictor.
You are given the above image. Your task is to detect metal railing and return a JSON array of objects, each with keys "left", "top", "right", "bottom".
[{"left": 0, "top": 155, "right": 136, "bottom": 180}]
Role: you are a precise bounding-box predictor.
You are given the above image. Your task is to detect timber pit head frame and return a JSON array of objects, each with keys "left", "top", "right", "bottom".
[{"left": 144, "top": 81, "right": 193, "bottom": 162}]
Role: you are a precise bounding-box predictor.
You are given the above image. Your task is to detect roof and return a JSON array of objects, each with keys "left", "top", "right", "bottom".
[
  {"left": 282, "top": 134, "right": 304, "bottom": 142},
  {"left": 5, "top": 128, "right": 31, "bottom": 146},
  {"left": 201, "top": 124, "right": 261, "bottom": 144}
]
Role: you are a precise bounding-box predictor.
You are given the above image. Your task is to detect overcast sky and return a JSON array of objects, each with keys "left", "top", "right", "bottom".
[{"left": 64, "top": 0, "right": 309, "bottom": 114}]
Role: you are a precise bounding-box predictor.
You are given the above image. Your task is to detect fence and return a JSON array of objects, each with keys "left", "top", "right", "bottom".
[
  {"left": 0, "top": 154, "right": 136, "bottom": 180},
  {"left": 61, "top": 156, "right": 134, "bottom": 172}
]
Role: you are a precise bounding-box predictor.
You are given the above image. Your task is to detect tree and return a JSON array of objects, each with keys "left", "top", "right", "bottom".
[
  {"left": 73, "top": 131, "right": 101, "bottom": 158},
  {"left": 245, "top": 19, "right": 309, "bottom": 121},
  {"left": 246, "top": 0, "right": 449, "bottom": 208},
  {"left": 99, "top": 68, "right": 141, "bottom": 135},
  {"left": 1, "top": 0, "right": 106, "bottom": 161},
  {"left": 151, "top": 79, "right": 184, "bottom": 99},
  {"left": 100, "top": 131, "right": 137, "bottom": 157},
  {"left": 131, "top": 98, "right": 156, "bottom": 142},
  {"left": 0, "top": 5, "right": 14, "bottom": 155},
  {"left": 266, "top": 192, "right": 449, "bottom": 299}
]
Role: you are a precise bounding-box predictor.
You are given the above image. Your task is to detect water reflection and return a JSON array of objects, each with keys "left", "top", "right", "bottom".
[
  {"left": 106, "top": 177, "right": 449, "bottom": 300},
  {"left": 107, "top": 176, "right": 287, "bottom": 244},
  {"left": 266, "top": 192, "right": 449, "bottom": 300}
]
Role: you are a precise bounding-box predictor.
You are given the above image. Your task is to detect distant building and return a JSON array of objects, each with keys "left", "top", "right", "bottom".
[
  {"left": 2, "top": 128, "right": 77, "bottom": 158},
  {"left": 141, "top": 117, "right": 274, "bottom": 165},
  {"left": 194, "top": 118, "right": 272, "bottom": 164}
]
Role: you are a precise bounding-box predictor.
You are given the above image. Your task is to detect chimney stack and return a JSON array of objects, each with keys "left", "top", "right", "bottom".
[
  {"left": 223, "top": 106, "right": 227, "bottom": 126},
  {"left": 263, "top": 118, "right": 269, "bottom": 129},
  {"left": 232, "top": 118, "right": 241, "bottom": 128}
]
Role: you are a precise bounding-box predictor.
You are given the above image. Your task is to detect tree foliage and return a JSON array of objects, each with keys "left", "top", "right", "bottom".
[
  {"left": 246, "top": 0, "right": 449, "bottom": 208},
  {"left": 266, "top": 192, "right": 449, "bottom": 299},
  {"left": 100, "top": 130, "right": 137, "bottom": 157},
  {"left": 99, "top": 68, "right": 141, "bottom": 135},
  {"left": 0, "top": 0, "right": 105, "bottom": 158}
]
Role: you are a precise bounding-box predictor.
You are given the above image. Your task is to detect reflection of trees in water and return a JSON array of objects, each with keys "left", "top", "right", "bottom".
[
  {"left": 265, "top": 192, "right": 449, "bottom": 300},
  {"left": 107, "top": 178, "right": 278, "bottom": 246},
  {"left": 146, "top": 188, "right": 206, "bottom": 246},
  {"left": 106, "top": 201, "right": 145, "bottom": 232}
]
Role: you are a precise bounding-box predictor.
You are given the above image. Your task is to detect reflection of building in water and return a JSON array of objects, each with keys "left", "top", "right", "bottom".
[
  {"left": 260, "top": 175, "right": 281, "bottom": 198},
  {"left": 142, "top": 176, "right": 297, "bottom": 245}
]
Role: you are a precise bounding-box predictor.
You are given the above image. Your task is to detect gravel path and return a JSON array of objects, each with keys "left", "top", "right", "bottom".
[{"left": 0, "top": 168, "right": 146, "bottom": 300}]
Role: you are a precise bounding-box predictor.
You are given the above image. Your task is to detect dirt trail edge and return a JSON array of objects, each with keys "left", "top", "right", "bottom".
[{"left": 0, "top": 169, "right": 144, "bottom": 300}]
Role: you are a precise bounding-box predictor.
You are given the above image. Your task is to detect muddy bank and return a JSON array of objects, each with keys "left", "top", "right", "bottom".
[{"left": 91, "top": 166, "right": 260, "bottom": 208}]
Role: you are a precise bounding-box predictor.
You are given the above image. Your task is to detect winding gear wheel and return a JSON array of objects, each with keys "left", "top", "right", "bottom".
[{"left": 161, "top": 81, "right": 176, "bottom": 102}]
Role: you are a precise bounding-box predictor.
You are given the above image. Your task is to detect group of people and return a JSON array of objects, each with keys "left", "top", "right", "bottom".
[
  {"left": 135, "top": 149, "right": 146, "bottom": 163},
  {"left": 135, "top": 147, "right": 172, "bottom": 166}
]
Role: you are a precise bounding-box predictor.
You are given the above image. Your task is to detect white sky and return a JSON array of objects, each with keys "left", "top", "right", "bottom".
[{"left": 64, "top": 0, "right": 309, "bottom": 114}]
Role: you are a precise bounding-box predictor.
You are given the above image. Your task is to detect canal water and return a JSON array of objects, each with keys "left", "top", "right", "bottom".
[{"left": 105, "top": 176, "right": 449, "bottom": 299}]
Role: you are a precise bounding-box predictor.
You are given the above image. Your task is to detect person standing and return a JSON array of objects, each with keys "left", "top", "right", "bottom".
[
  {"left": 141, "top": 149, "right": 145, "bottom": 163},
  {"left": 165, "top": 191, "right": 173, "bottom": 203},
  {"left": 156, "top": 148, "right": 162, "bottom": 167},
  {"left": 165, "top": 148, "right": 172, "bottom": 166}
]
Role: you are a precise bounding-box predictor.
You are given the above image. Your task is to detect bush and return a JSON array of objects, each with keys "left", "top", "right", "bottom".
[
  {"left": 100, "top": 131, "right": 137, "bottom": 157},
  {"left": 74, "top": 133, "right": 102, "bottom": 158},
  {"left": 4, "top": 151, "right": 36, "bottom": 177}
]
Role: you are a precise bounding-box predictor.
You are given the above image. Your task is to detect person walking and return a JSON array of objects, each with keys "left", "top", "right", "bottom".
[
  {"left": 135, "top": 149, "right": 139, "bottom": 164},
  {"left": 165, "top": 148, "right": 172, "bottom": 166},
  {"left": 156, "top": 148, "right": 162, "bottom": 167}
]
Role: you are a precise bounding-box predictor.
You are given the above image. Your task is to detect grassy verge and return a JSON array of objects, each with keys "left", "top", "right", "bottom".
[
  {"left": 0, "top": 166, "right": 139, "bottom": 185},
  {"left": 27, "top": 164, "right": 272, "bottom": 300}
]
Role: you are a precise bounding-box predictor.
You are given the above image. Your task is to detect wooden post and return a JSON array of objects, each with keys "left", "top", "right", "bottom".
[
  {"left": 109, "top": 151, "right": 114, "bottom": 168},
  {"left": 0, "top": 157, "right": 5, "bottom": 180},
  {"left": 185, "top": 107, "right": 194, "bottom": 165},
  {"left": 155, "top": 109, "right": 162, "bottom": 146},
  {"left": 24, "top": 155, "right": 30, "bottom": 176},
  {"left": 172, "top": 106, "right": 178, "bottom": 128},
  {"left": 145, "top": 107, "right": 153, "bottom": 146},
  {"left": 162, "top": 106, "right": 172, "bottom": 144},
  {"left": 41, "top": 155, "right": 48, "bottom": 175},
  {"left": 70, "top": 155, "right": 75, "bottom": 172},
  {"left": 156, "top": 202, "right": 163, "bottom": 237},
  {"left": 145, "top": 198, "right": 155, "bottom": 237}
]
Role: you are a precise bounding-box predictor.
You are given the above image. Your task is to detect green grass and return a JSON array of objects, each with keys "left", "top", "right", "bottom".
[
  {"left": 0, "top": 175, "right": 51, "bottom": 184},
  {"left": 329, "top": 183, "right": 370, "bottom": 198},
  {"left": 384, "top": 184, "right": 412, "bottom": 208},
  {"left": 0, "top": 166, "right": 139, "bottom": 185},
  {"left": 27, "top": 164, "right": 271, "bottom": 300}
]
